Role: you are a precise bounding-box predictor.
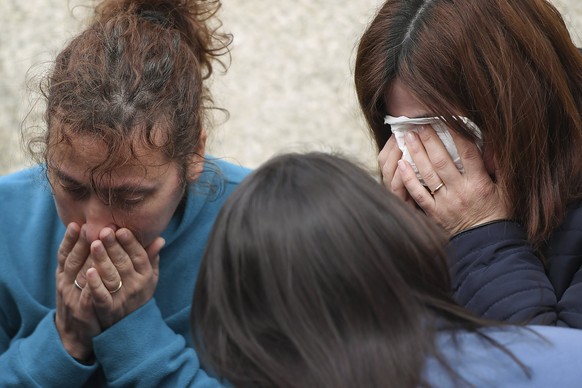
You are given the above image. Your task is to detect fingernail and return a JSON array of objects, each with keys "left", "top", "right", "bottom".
[
  {"left": 398, "top": 160, "right": 406, "bottom": 171},
  {"left": 103, "top": 230, "right": 115, "bottom": 244},
  {"left": 80, "top": 224, "right": 88, "bottom": 241},
  {"left": 86, "top": 267, "right": 96, "bottom": 279},
  {"left": 405, "top": 131, "right": 416, "bottom": 142},
  {"left": 66, "top": 223, "right": 76, "bottom": 237},
  {"left": 91, "top": 240, "right": 104, "bottom": 254},
  {"left": 117, "top": 228, "right": 129, "bottom": 240}
]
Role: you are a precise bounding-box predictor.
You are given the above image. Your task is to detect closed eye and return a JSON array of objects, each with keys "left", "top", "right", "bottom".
[
  {"left": 105, "top": 192, "right": 147, "bottom": 210},
  {"left": 122, "top": 196, "right": 145, "bottom": 205},
  {"left": 117, "top": 196, "right": 145, "bottom": 208},
  {"left": 61, "top": 183, "right": 89, "bottom": 200}
]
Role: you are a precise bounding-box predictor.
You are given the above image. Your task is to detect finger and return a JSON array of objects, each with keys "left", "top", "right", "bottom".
[
  {"left": 420, "top": 125, "right": 470, "bottom": 186},
  {"left": 447, "top": 128, "right": 486, "bottom": 176},
  {"left": 377, "top": 136, "right": 415, "bottom": 206},
  {"left": 392, "top": 167, "right": 416, "bottom": 206},
  {"left": 60, "top": 224, "right": 91, "bottom": 283},
  {"left": 99, "top": 227, "right": 135, "bottom": 275},
  {"left": 90, "top": 239, "right": 123, "bottom": 293},
  {"left": 57, "top": 223, "right": 81, "bottom": 272},
  {"left": 78, "top": 278, "right": 96, "bottom": 312},
  {"left": 379, "top": 136, "right": 403, "bottom": 190},
  {"left": 378, "top": 135, "right": 400, "bottom": 170},
  {"left": 86, "top": 267, "right": 114, "bottom": 310},
  {"left": 74, "top": 256, "right": 96, "bottom": 289},
  {"left": 115, "top": 228, "right": 153, "bottom": 275},
  {"left": 405, "top": 128, "right": 450, "bottom": 192},
  {"left": 397, "top": 159, "right": 435, "bottom": 209}
]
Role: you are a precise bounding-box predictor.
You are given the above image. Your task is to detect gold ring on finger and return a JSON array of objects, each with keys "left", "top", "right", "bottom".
[
  {"left": 430, "top": 182, "right": 445, "bottom": 195},
  {"left": 109, "top": 280, "right": 123, "bottom": 294}
]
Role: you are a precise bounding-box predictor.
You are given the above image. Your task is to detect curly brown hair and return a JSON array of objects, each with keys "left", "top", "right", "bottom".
[{"left": 30, "top": 0, "right": 231, "bottom": 187}]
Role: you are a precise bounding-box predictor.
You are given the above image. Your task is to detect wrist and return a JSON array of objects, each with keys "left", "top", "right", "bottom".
[
  {"left": 73, "top": 353, "right": 96, "bottom": 365},
  {"left": 62, "top": 338, "right": 95, "bottom": 363},
  {"left": 56, "top": 319, "right": 95, "bottom": 363}
]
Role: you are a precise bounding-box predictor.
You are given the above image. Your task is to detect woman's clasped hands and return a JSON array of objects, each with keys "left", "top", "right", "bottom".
[
  {"left": 55, "top": 223, "right": 165, "bottom": 361},
  {"left": 379, "top": 125, "right": 510, "bottom": 236}
]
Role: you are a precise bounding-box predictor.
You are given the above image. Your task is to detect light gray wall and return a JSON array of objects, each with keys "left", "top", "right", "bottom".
[{"left": 1, "top": 0, "right": 581, "bottom": 175}]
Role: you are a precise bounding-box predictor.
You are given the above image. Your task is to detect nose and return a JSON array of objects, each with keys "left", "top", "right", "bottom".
[{"left": 82, "top": 196, "right": 117, "bottom": 243}]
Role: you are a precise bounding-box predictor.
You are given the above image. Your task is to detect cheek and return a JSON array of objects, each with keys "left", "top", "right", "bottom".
[
  {"left": 122, "top": 211, "right": 170, "bottom": 246},
  {"left": 121, "top": 192, "right": 183, "bottom": 246},
  {"left": 52, "top": 192, "right": 83, "bottom": 226}
]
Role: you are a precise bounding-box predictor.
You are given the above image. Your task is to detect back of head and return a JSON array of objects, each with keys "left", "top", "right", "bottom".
[
  {"left": 355, "top": 0, "right": 582, "bottom": 245},
  {"left": 193, "top": 152, "right": 459, "bottom": 387},
  {"left": 35, "top": 0, "right": 230, "bottom": 181}
]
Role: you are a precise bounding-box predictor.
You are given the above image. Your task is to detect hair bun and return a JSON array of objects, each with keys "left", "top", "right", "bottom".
[
  {"left": 96, "top": 0, "right": 185, "bottom": 26},
  {"left": 93, "top": 0, "right": 229, "bottom": 79}
]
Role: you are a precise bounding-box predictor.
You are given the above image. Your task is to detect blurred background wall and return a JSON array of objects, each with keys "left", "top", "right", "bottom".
[{"left": 1, "top": 0, "right": 581, "bottom": 175}]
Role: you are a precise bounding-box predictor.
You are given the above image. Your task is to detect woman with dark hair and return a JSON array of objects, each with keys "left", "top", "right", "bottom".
[
  {"left": 193, "top": 152, "right": 582, "bottom": 388},
  {"left": 0, "top": 0, "right": 248, "bottom": 385},
  {"left": 354, "top": 0, "right": 582, "bottom": 327}
]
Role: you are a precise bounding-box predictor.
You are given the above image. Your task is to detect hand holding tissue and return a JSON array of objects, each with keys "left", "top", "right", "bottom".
[{"left": 384, "top": 115, "right": 482, "bottom": 185}]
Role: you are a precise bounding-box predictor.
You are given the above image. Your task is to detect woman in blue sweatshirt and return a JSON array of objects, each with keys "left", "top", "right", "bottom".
[
  {"left": 193, "top": 152, "right": 582, "bottom": 387},
  {"left": 0, "top": 0, "right": 248, "bottom": 386}
]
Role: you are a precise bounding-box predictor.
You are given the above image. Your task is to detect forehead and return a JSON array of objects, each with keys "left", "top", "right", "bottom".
[
  {"left": 49, "top": 133, "right": 174, "bottom": 185},
  {"left": 384, "top": 78, "right": 430, "bottom": 118}
]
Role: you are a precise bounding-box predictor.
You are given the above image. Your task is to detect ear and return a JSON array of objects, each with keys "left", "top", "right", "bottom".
[{"left": 186, "top": 128, "right": 207, "bottom": 182}]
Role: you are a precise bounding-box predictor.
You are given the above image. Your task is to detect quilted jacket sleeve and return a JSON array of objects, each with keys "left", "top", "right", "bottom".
[{"left": 448, "top": 204, "right": 582, "bottom": 328}]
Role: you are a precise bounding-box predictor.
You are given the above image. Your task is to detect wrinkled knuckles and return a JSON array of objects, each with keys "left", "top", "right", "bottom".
[
  {"left": 390, "top": 180, "right": 404, "bottom": 194},
  {"left": 57, "top": 246, "right": 71, "bottom": 264},
  {"left": 381, "top": 165, "right": 393, "bottom": 181},
  {"left": 432, "top": 156, "right": 450, "bottom": 170},
  {"left": 460, "top": 145, "right": 481, "bottom": 161},
  {"left": 56, "top": 279, "right": 70, "bottom": 295},
  {"left": 421, "top": 170, "right": 440, "bottom": 184},
  {"left": 378, "top": 151, "right": 388, "bottom": 166},
  {"left": 411, "top": 191, "right": 432, "bottom": 207},
  {"left": 63, "top": 259, "right": 82, "bottom": 276},
  {"left": 417, "top": 126, "right": 438, "bottom": 143}
]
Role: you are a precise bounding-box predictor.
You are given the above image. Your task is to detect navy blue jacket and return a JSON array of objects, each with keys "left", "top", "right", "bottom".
[{"left": 448, "top": 201, "right": 582, "bottom": 328}]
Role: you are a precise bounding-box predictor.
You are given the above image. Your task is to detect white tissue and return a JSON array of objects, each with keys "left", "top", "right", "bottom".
[{"left": 384, "top": 115, "right": 482, "bottom": 185}]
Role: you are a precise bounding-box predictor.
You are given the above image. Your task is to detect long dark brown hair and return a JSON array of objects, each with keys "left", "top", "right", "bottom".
[
  {"left": 30, "top": 0, "right": 231, "bottom": 185},
  {"left": 355, "top": 0, "right": 582, "bottom": 247},
  {"left": 192, "top": 152, "right": 525, "bottom": 388}
]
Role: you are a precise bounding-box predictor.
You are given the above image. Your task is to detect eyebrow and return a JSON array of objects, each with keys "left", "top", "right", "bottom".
[{"left": 54, "top": 169, "right": 156, "bottom": 196}]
